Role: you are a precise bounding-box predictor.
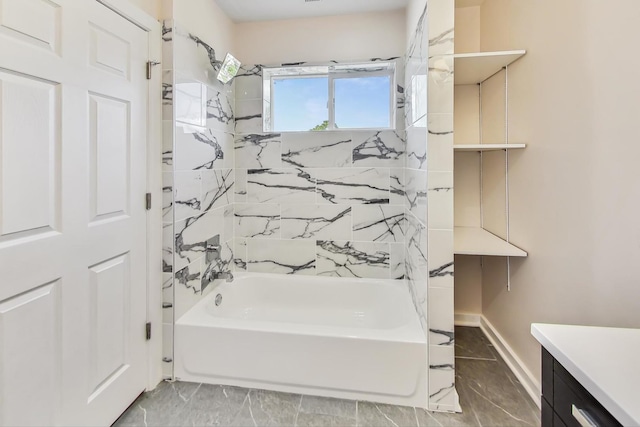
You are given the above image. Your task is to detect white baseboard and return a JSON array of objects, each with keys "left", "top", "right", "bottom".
[
  {"left": 479, "top": 316, "right": 541, "bottom": 409},
  {"left": 454, "top": 313, "right": 481, "bottom": 327}
]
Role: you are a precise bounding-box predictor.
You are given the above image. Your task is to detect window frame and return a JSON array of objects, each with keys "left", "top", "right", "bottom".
[{"left": 263, "top": 62, "right": 396, "bottom": 133}]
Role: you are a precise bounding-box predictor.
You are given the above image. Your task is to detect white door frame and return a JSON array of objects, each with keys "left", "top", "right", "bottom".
[{"left": 96, "top": 0, "right": 163, "bottom": 392}]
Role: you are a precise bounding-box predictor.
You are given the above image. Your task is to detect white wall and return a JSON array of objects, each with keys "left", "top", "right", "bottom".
[
  {"left": 126, "top": 0, "right": 163, "bottom": 20},
  {"left": 476, "top": 0, "right": 640, "bottom": 383},
  {"left": 405, "top": 0, "right": 426, "bottom": 46},
  {"left": 235, "top": 10, "right": 406, "bottom": 64},
  {"left": 174, "top": 0, "right": 235, "bottom": 56},
  {"left": 453, "top": 6, "right": 483, "bottom": 317},
  {"left": 126, "top": 1, "right": 406, "bottom": 75},
  {"left": 454, "top": 6, "right": 480, "bottom": 53}
]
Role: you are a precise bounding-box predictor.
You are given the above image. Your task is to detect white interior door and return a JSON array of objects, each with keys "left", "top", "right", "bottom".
[{"left": 0, "top": 1, "right": 149, "bottom": 425}]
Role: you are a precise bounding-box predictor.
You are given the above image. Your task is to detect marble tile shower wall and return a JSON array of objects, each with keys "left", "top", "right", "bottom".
[
  {"left": 158, "top": 4, "right": 456, "bottom": 411},
  {"left": 404, "top": 0, "right": 437, "bottom": 410},
  {"left": 161, "top": 19, "right": 236, "bottom": 378},
  {"left": 161, "top": 18, "right": 174, "bottom": 379},
  {"left": 232, "top": 60, "right": 407, "bottom": 280},
  {"left": 404, "top": 2, "right": 429, "bottom": 336},
  {"left": 401, "top": 0, "right": 457, "bottom": 413},
  {"left": 426, "top": 0, "right": 456, "bottom": 413}
]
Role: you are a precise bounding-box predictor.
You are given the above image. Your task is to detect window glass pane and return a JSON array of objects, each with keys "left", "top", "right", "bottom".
[
  {"left": 334, "top": 76, "right": 391, "bottom": 129},
  {"left": 273, "top": 77, "right": 328, "bottom": 132}
]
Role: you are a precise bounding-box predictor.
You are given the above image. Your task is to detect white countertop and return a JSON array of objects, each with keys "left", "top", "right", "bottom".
[{"left": 531, "top": 323, "right": 640, "bottom": 427}]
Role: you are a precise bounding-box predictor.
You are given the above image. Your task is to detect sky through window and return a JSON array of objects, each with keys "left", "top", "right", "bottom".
[{"left": 271, "top": 72, "right": 392, "bottom": 132}]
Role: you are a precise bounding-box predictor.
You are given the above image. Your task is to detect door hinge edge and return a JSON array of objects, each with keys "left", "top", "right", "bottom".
[
  {"left": 146, "top": 193, "right": 152, "bottom": 210},
  {"left": 146, "top": 60, "right": 160, "bottom": 79},
  {"left": 146, "top": 322, "right": 151, "bottom": 340}
]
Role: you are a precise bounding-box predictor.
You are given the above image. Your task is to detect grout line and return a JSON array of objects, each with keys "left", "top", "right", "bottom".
[
  {"left": 294, "top": 394, "right": 303, "bottom": 427},
  {"left": 455, "top": 356, "right": 498, "bottom": 362}
]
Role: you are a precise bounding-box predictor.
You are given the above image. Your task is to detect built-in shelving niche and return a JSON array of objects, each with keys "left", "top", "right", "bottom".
[
  {"left": 454, "top": 226, "right": 527, "bottom": 257},
  {"left": 453, "top": 50, "right": 526, "bottom": 85},
  {"left": 454, "top": 144, "right": 526, "bottom": 152},
  {"left": 453, "top": 50, "right": 527, "bottom": 261}
]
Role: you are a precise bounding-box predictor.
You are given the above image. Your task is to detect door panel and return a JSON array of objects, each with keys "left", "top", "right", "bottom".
[
  {"left": 89, "top": 21, "right": 131, "bottom": 80},
  {"left": 88, "top": 253, "right": 130, "bottom": 401},
  {"left": 0, "top": 0, "right": 61, "bottom": 54},
  {"left": 0, "top": 0, "right": 149, "bottom": 425},
  {"left": 0, "top": 281, "right": 61, "bottom": 426},
  {"left": 89, "top": 93, "right": 130, "bottom": 222},
  {"left": 0, "top": 70, "right": 61, "bottom": 239}
]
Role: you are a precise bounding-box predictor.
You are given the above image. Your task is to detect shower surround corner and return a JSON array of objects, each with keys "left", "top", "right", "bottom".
[{"left": 160, "top": 0, "right": 456, "bottom": 412}]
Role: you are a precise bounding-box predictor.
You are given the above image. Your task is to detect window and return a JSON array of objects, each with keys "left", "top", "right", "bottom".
[{"left": 263, "top": 62, "right": 396, "bottom": 132}]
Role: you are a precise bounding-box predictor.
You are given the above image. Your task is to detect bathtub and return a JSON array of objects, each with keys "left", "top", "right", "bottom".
[{"left": 174, "top": 272, "right": 427, "bottom": 408}]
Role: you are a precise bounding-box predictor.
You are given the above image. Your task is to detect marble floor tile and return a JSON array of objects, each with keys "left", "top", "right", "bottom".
[
  {"left": 175, "top": 383, "right": 248, "bottom": 426},
  {"left": 454, "top": 326, "right": 496, "bottom": 360},
  {"left": 486, "top": 341, "right": 541, "bottom": 414},
  {"left": 300, "top": 395, "right": 356, "bottom": 418},
  {"left": 296, "top": 395, "right": 357, "bottom": 427},
  {"left": 356, "top": 401, "right": 418, "bottom": 427},
  {"left": 455, "top": 358, "right": 540, "bottom": 427},
  {"left": 113, "top": 328, "right": 541, "bottom": 427},
  {"left": 230, "top": 389, "right": 301, "bottom": 427},
  {"left": 416, "top": 405, "right": 480, "bottom": 427},
  {"left": 297, "top": 412, "right": 357, "bottom": 427},
  {"left": 113, "top": 381, "right": 201, "bottom": 427}
]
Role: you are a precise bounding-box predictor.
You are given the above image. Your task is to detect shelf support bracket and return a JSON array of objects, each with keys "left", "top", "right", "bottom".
[
  {"left": 479, "top": 82, "right": 484, "bottom": 229},
  {"left": 504, "top": 65, "right": 512, "bottom": 291}
]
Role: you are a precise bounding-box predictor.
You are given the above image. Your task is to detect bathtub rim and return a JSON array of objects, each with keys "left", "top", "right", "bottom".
[{"left": 176, "top": 272, "right": 426, "bottom": 344}]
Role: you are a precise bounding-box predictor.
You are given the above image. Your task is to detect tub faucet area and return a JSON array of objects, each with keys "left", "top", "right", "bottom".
[
  {"left": 212, "top": 271, "right": 234, "bottom": 282},
  {"left": 203, "top": 236, "right": 234, "bottom": 282}
]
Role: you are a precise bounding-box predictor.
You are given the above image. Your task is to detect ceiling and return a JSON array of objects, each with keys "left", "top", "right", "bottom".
[
  {"left": 216, "top": 0, "right": 409, "bottom": 23},
  {"left": 455, "top": 0, "right": 485, "bottom": 8}
]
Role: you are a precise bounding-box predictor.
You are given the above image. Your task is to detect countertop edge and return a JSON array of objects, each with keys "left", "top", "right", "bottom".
[{"left": 531, "top": 323, "right": 638, "bottom": 427}]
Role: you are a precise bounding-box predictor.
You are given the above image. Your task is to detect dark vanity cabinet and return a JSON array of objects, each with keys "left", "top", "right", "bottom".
[{"left": 541, "top": 348, "right": 622, "bottom": 427}]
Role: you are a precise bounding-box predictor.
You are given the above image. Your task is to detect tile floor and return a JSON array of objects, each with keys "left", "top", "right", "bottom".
[{"left": 114, "top": 327, "right": 541, "bottom": 426}]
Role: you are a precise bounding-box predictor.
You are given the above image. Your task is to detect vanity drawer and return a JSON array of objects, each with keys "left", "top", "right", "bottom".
[
  {"left": 553, "top": 362, "right": 621, "bottom": 427},
  {"left": 542, "top": 397, "right": 554, "bottom": 426},
  {"left": 554, "top": 412, "right": 568, "bottom": 427}
]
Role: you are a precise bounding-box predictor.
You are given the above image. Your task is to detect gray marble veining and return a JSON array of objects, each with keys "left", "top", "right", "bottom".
[
  {"left": 282, "top": 133, "right": 352, "bottom": 168},
  {"left": 175, "top": 384, "right": 247, "bottom": 426},
  {"left": 316, "top": 240, "right": 390, "bottom": 279},
  {"left": 235, "top": 134, "right": 282, "bottom": 169},
  {"left": 315, "top": 168, "right": 390, "bottom": 205},
  {"left": 174, "top": 126, "right": 232, "bottom": 171},
  {"left": 235, "top": 203, "right": 281, "bottom": 239},
  {"left": 202, "top": 169, "right": 234, "bottom": 211},
  {"left": 206, "top": 89, "right": 235, "bottom": 131},
  {"left": 455, "top": 328, "right": 497, "bottom": 361},
  {"left": 235, "top": 99, "right": 263, "bottom": 134},
  {"left": 281, "top": 205, "right": 352, "bottom": 241},
  {"left": 113, "top": 381, "right": 201, "bottom": 427},
  {"left": 233, "top": 389, "right": 300, "bottom": 427},
  {"left": 352, "top": 131, "right": 405, "bottom": 167},
  {"left": 358, "top": 402, "right": 417, "bottom": 427},
  {"left": 163, "top": 18, "right": 239, "bottom": 381},
  {"left": 456, "top": 359, "right": 540, "bottom": 427},
  {"left": 247, "top": 239, "right": 316, "bottom": 275},
  {"left": 225, "top": 57, "right": 410, "bottom": 282},
  {"left": 247, "top": 168, "right": 317, "bottom": 204},
  {"left": 407, "top": 2, "right": 427, "bottom": 62},
  {"left": 352, "top": 205, "right": 405, "bottom": 243}
]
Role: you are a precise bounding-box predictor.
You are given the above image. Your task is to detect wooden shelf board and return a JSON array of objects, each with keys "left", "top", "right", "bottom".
[
  {"left": 454, "top": 50, "right": 526, "bottom": 85},
  {"left": 454, "top": 143, "right": 526, "bottom": 152},
  {"left": 454, "top": 226, "right": 527, "bottom": 257}
]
